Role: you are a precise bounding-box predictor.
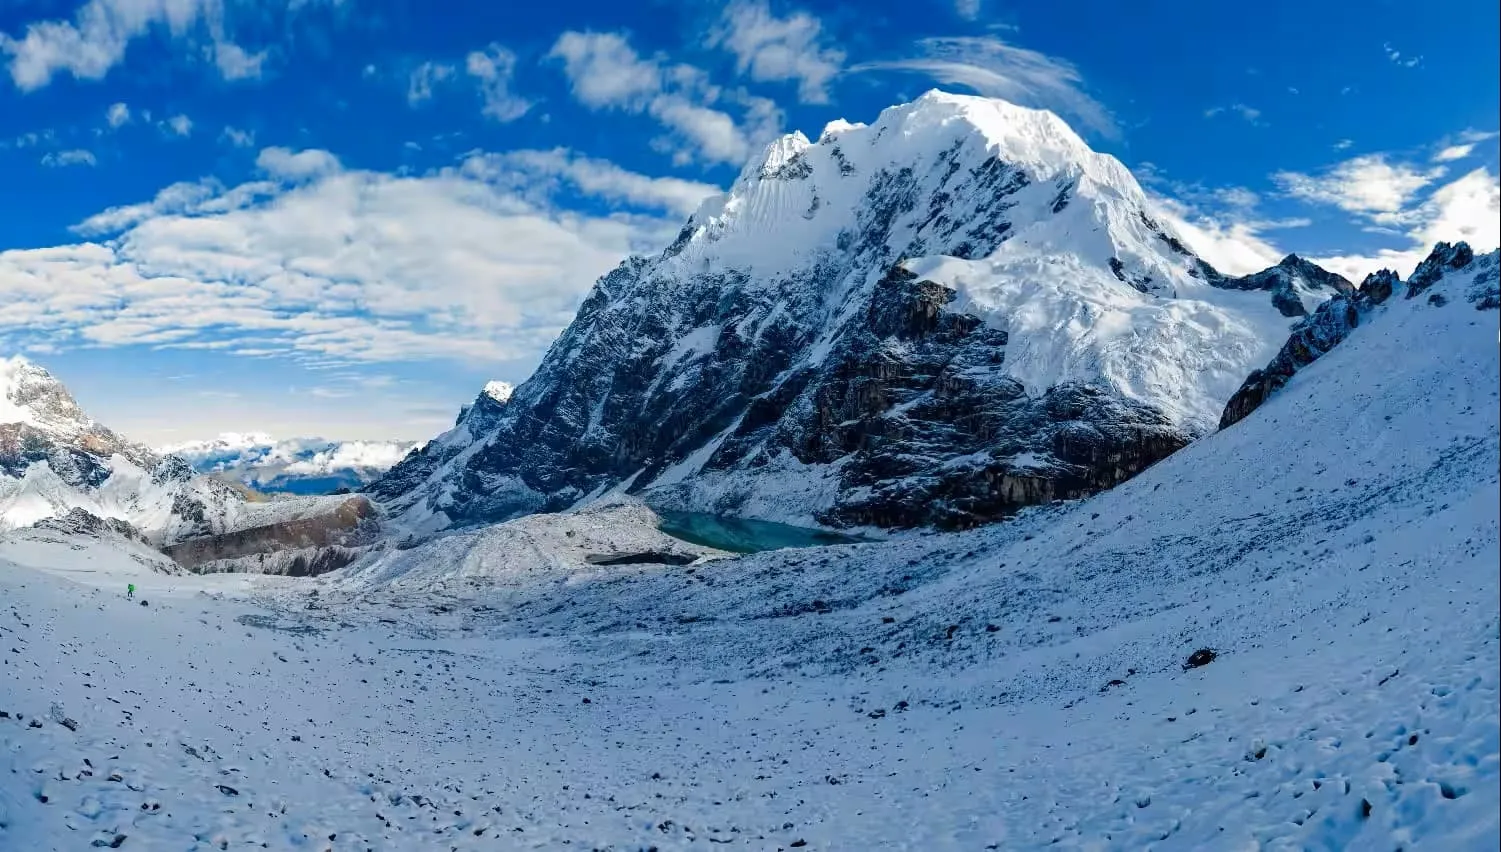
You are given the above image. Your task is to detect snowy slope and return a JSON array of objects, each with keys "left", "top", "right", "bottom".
[
  {"left": 371, "top": 91, "right": 1350, "bottom": 535},
  {"left": 163, "top": 433, "right": 421, "bottom": 495},
  {"left": 335, "top": 501, "right": 725, "bottom": 592},
  {"left": 1, "top": 238, "right": 1491, "bottom": 850}
]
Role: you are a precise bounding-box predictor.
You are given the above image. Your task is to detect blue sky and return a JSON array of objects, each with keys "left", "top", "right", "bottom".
[{"left": 0, "top": 0, "right": 1496, "bottom": 445}]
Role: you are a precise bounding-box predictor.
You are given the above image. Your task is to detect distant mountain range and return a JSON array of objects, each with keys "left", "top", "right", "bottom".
[{"left": 160, "top": 433, "right": 424, "bottom": 495}]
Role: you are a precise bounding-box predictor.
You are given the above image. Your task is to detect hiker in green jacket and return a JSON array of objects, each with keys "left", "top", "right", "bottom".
[{"left": 127, "top": 583, "right": 135, "bottom": 600}]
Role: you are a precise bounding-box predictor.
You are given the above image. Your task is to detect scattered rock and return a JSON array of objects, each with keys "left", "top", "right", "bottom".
[
  {"left": 215, "top": 784, "right": 239, "bottom": 796},
  {"left": 1183, "top": 648, "right": 1217, "bottom": 670}
]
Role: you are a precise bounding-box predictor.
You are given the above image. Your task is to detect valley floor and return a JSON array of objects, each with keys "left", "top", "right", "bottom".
[{"left": 3, "top": 280, "right": 1499, "bottom": 850}]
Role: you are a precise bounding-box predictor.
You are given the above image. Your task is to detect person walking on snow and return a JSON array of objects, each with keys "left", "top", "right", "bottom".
[{"left": 127, "top": 583, "right": 135, "bottom": 600}]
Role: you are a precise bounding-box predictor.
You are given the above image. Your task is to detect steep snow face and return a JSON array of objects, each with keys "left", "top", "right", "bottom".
[
  {"left": 371, "top": 90, "right": 1347, "bottom": 534},
  {"left": 0, "top": 356, "right": 247, "bottom": 543},
  {"left": 164, "top": 434, "right": 421, "bottom": 495}
]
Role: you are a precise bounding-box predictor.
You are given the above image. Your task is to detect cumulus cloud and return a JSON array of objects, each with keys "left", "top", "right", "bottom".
[
  {"left": 0, "top": 0, "right": 287, "bottom": 89},
  {"left": 41, "top": 149, "right": 98, "bottom": 167},
  {"left": 850, "top": 36, "right": 1116, "bottom": 138},
  {"left": 707, "top": 1, "right": 844, "bottom": 104},
  {"left": 164, "top": 114, "right": 194, "bottom": 136},
  {"left": 220, "top": 125, "right": 255, "bottom": 147},
  {"left": 1154, "top": 141, "right": 1500, "bottom": 282},
  {"left": 210, "top": 38, "right": 266, "bottom": 80},
  {"left": 461, "top": 148, "right": 719, "bottom": 217},
  {"left": 256, "top": 147, "right": 341, "bottom": 180},
  {"left": 0, "top": 148, "right": 707, "bottom": 369},
  {"left": 548, "top": 31, "right": 662, "bottom": 109},
  {"left": 105, "top": 101, "right": 130, "bottom": 128},
  {"left": 1311, "top": 167, "right": 1501, "bottom": 280},
  {"left": 547, "top": 30, "right": 777, "bottom": 166},
  {"left": 1273, "top": 155, "right": 1445, "bottom": 226},
  {"left": 408, "top": 60, "right": 455, "bottom": 105},
  {"left": 465, "top": 43, "right": 532, "bottom": 122}
]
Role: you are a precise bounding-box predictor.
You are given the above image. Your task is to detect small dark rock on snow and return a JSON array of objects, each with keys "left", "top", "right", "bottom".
[{"left": 1184, "top": 648, "right": 1217, "bottom": 669}]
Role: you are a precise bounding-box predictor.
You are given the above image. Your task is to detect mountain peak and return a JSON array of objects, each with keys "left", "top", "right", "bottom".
[
  {"left": 483, "top": 381, "right": 514, "bottom": 404},
  {"left": 1, "top": 354, "right": 93, "bottom": 436}
]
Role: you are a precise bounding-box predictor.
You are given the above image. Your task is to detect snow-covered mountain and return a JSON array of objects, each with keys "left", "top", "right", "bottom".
[
  {"left": 369, "top": 90, "right": 1351, "bottom": 535},
  {"left": 162, "top": 433, "right": 422, "bottom": 495},
  {"left": 0, "top": 355, "right": 247, "bottom": 544},
  {"left": 0, "top": 357, "right": 382, "bottom": 575},
  {"left": 5, "top": 234, "right": 1486, "bottom": 849}
]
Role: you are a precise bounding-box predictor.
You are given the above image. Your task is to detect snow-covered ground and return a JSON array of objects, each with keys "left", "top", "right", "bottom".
[{"left": 2, "top": 267, "right": 1497, "bottom": 849}]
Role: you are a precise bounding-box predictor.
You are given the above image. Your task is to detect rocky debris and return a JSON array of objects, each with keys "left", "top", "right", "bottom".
[
  {"left": 1184, "top": 649, "right": 1217, "bottom": 670},
  {"left": 584, "top": 551, "right": 699, "bottom": 566},
  {"left": 163, "top": 496, "right": 379, "bottom": 576}
]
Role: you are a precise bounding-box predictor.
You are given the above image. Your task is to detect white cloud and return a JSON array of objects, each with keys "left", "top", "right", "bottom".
[
  {"left": 407, "top": 60, "right": 455, "bottom": 105},
  {"left": 1333, "top": 139, "right": 1353, "bottom": 151},
  {"left": 1204, "top": 103, "right": 1261, "bottom": 123},
  {"left": 165, "top": 114, "right": 194, "bottom": 136},
  {"left": 1312, "top": 167, "right": 1501, "bottom": 280},
  {"left": 1274, "top": 155, "right": 1445, "bottom": 225},
  {"left": 465, "top": 43, "right": 531, "bottom": 122},
  {"left": 0, "top": 149, "right": 699, "bottom": 370},
  {"left": 850, "top": 36, "right": 1116, "bottom": 138},
  {"left": 40, "top": 149, "right": 97, "bottom": 167},
  {"left": 461, "top": 148, "right": 720, "bottom": 217},
  {"left": 955, "top": 0, "right": 981, "bottom": 20},
  {"left": 220, "top": 125, "right": 255, "bottom": 147},
  {"left": 1433, "top": 144, "right": 1474, "bottom": 162},
  {"left": 547, "top": 30, "right": 774, "bottom": 166},
  {"left": 1383, "top": 42, "right": 1420, "bottom": 68},
  {"left": 707, "top": 1, "right": 844, "bottom": 104},
  {"left": 547, "top": 31, "right": 662, "bottom": 109},
  {"left": 211, "top": 39, "right": 266, "bottom": 80},
  {"left": 0, "top": 0, "right": 282, "bottom": 89},
  {"left": 1156, "top": 140, "right": 1499, "bottom": 284},
  {"left": 1147, "top": 191, "right": 1290, "bottom": 276},
  {"left": 256, "top": 147, "right": 341, "bottom": 180},
  {"left": 105, "top": 101, "right": 130, "bottom": 128},
  {"left": 647, "top": 97, "right": 751, "bottom": 165}
]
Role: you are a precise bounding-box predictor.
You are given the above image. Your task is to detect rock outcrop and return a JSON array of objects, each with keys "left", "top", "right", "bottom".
[{"left": 1220, "top": 242, "right": 1498, "bottom": 430}]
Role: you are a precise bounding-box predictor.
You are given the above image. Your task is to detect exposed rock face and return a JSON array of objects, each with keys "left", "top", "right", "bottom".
[
  {"left": 364, "top": 383, "right": 511, "bottom": 523},
  {"left": 1220, "top": 242, "right": 1498, "bottom": 430},
  {"left": 162, "top": 496, "right": 379, "bottom": 576},
  {"left": 1208, "top": 254, "right": 1355, "bottom": 318},
  {"left": 370, "top": 91, "right": 1348, "bottom": 534},
  {"left": 33, "top": 507, "right": 150, "bottom": 544}
]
